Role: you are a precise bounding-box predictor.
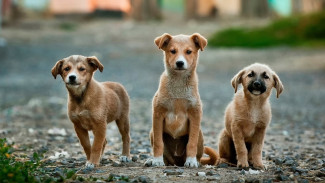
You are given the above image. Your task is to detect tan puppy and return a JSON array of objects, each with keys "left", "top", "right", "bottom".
[
  {"left": 51, "top": 55, "right": 131, "bottom": 168},
  {"left": 145, "top": 33, "right": 218, "bottom": 167},
  {"left": 217, "top": 63, "right": 283, "bottom": 169}
]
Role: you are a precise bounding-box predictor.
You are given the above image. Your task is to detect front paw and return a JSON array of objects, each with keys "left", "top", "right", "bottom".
[
  {"left": 184, "top": 157, "right": 199, "bottom": 168},
  {"left": 144, "top": 156, "right": 165, "bottom": 167},
  {"left": 120, "top": 156, "right": 131, "bottom": 163},
  {"left": 252, "top": 162, "right": 265, "bottom": 170},
  {"left": 85, "top": 161, "right": 96, "bottom": 169},
  {"left": 237, "top": 160, "right": 249, "bottom": 169}
]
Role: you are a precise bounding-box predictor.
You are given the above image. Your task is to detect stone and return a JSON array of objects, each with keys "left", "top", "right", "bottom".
[
  {"left": 132, "top": 155, "right": 139, "bottom": 162},
  {"left": 163, "top": 169, "right": 184, "bottom": 175},
  {"left": 274, "top": 158, "right": 283, "bottom": 165},
  {"left": 217, "top": 163, "right": 228, "bottom": 168},
  {"left": 197, "top": 172, "right": 206, "bottom": 177},
  {"left": 139, "top": 154, "right": 149, "bottom": 160}
]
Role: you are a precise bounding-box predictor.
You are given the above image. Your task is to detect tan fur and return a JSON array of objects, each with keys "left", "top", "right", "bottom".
[
  {"left": 51, "top": 55, "right": 130, "bottom": 166},
  {"left": 217, "top": 63, "right": 283, "bottom": 169},
  {"left": 148, "top": 33, "right": 217, "bottom": 167}
]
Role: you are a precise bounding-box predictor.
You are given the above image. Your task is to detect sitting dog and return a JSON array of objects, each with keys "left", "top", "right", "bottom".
[
  {"left": 217, "top": 63, "right": 283, "bottom": 169},
  {"left": 51, "top": 55, "right": 131, "bottom": 168},
  {"left": 145, "top": 33, "right": 218, "bottom": 167}
]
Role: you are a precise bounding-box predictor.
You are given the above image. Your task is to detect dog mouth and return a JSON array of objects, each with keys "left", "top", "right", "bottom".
[
  {"left": 66, "top": 82, "right": 81, "bottom": 86},
  {"left": 248, "top": 81, "right": 266, "bottom": 95},
  {"left": 174, "top": 68, "right": 186, "bottom": 71}
]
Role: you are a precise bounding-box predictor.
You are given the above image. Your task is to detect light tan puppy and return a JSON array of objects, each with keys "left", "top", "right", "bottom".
[
  {"left": 51, "top": 55, "right": 130, "bottom": 168},
  {"left": 145, "top": 33, "right": 218, "bottom": 167},
  {"left": 217, "top": 63, "right": 283, "bottom": 170}
]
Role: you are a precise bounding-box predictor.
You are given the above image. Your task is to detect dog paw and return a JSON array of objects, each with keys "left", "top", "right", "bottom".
[
  {"left": 237, "top": 161, "right": 249, "bottom": 169},
  {"left": 85, "top": 161, "right": 95, "bottom": 169},
  {"left": 120, "top": 156, "right": 131, "bottom": 163},
  {"left": 144, "top": 156, "right": 165, "bottom": 167},
  {"left": 184, "top": 157, "right": 199, "bottom": 168},
  {"left": 253, "top": 163, "right": 265, "bottom": 170}
]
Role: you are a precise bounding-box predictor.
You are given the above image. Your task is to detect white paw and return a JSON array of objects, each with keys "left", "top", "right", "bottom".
[
  {"left": 184, "top": 157, "right": 199, "bottom": 168},
  {"left": 85, "top": 161, "right": 95, "bottom": 169},
  {"left": 145, "top": 156, "right": 165, "bottom": 167},
  {"left": 120, "top": 156, "right": 131, "bottom": 162}
]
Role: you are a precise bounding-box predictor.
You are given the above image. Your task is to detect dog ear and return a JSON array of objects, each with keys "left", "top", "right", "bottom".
[
  {"left": 273, "top": 73, "right": 283, "bottom": 98},
  {"left": 231, "top": 69, "right": 245, "bottom": 93},
  {"left": 191, "top": 33, "right": 207, "bottom": 51},
  {"left": 154, "top": 33, "right": 172, "bottom": 50},
  {"left": 51, "top": 60, "right": 64, "bottom": 79},
  {"left": 87, "top": 56, "right": 104, "bottom": 72}
]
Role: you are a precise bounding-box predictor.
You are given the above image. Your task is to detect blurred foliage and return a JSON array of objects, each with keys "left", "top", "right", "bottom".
[
  {"left": 0, "top": 138, "right": 77, "bottom": 183},
  {"left": 209, "top": 11, "right": 325, "bottom": 48}
]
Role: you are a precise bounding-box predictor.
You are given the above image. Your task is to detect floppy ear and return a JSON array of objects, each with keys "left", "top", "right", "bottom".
[
  {"left": 154, "top": 33, "right": 172, "bottom": 50},
  {"left": 273, "top": 73, "right": 283, "bottom": 98},
  {"left": 191, "top": 33, "right": 207, "bottom": 51},
  {"left": 51, "top": 60, "right": 64, "bottom": 79},
  {"left": 87, "top": 56, "right": 104, "bottom": 72},
  {"left": 231, "top": 69, "right": 245, "bottom": 93}
]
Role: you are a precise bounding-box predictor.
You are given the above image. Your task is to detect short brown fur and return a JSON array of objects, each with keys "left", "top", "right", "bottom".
[
  {"left": 217, "top": 63, "right": 283, "bottom": 169},
  {"left": 51, "top": 55, "right": 130, "bottom": 167},
  {"left": 146, "top": 33, "right": 217, "bottom": 167}
]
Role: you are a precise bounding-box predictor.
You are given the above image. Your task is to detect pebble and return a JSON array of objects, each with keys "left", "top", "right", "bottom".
[
  {"left": 275, "top": 167, "right": 283, "bottom": 174},
  {"left": 217, "top": 163, "right": 228, "bottom": 168},
  {"left": 245, "top": 178, "right": 260, "bottom": 183},
  {"left": 132, "top": 155, "right": 139, "bottom": 162},
  {"left": 277, "top": 174, "right": 290, "bottom": 181},
  {"left": 315, "top": 177, "right": 323, "bottom": 181},
  {"left": 298, "top": 179, "right": 309, "bottom": 183},
  {"left": 274, "top": 158, "right": 283, "bottom": 165},
  {"left": 139, "top": 154, "right": 149, "bottom": 160},
  {"left": 284, "top": 160, "right": 296, "bottom": 166},
  {"left": 232, "top": 178, "right": 245, "bottom": 183},
  {"left": 197, "top": 172, "right": 206, "bottom": 177},
  {"left": 262, "top": 179, "right": 273, "bottom": 183},
  {"left": 206, "top": 171, "right": 219, "bottom": 176},
  {"left": 240, "top": 169, "right": 245, "bottom": 175},
  {"left": 137, "top": 175, "right": 150, "bottom": 183},
  {"left": 163, "top": 169, "right": 184, "bottom": 175}
]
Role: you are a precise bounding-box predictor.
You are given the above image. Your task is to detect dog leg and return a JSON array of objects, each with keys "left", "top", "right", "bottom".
[
  {"left": 101, "top": 138, "right": 107, "bottom": 158},
  {"left": 232, "top": 124, "right": 249, "bottom": 168},
  {"left": 218, "top": 129, "right": 234, "bottom": 165},
  {"left": 74, "top": 125, "right": 91, "bottom": 161},
  {"left": 145, "top": 108, "right": 165, "bottom": 167},
  {"left": 88, "top": 123, "right": 106, "bottom": 166},
  {"left": 184, "top": 107, "right": 201, "bottom": 168},
  {"left": 116, "top": 115, "right": 131, "bottom": 162},
  {"left": 250, "top": 128, "right": 266, "bottom": 170}
]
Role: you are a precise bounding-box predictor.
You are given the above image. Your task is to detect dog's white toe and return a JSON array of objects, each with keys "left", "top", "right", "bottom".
[
  {"left": 85, "top": 161, "right": 95, "bottom": 169},
  {"left": 184, "top": 157, "right": 199, "bottom": 168},
  {"left": 145, "top": 156, "right": 165, "bottom": 167},
  {"left": 120, "top": 156, "right": 131, "bottom": 162}
]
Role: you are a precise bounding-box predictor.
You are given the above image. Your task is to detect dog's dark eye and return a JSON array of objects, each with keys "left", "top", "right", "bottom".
[
  {"left": 263, "top": 75, "right": 269, "bottom": 79},
  {"left": 170, "top": 49, "right": 176, "bottom": 54},
  {"left": 247, "top": 72, "right": 254, "bottom": 77},
  {"left": 64, "top": 67, "right": 70, "bottom": 71},
  {"left": 186, "top": 50, "right": 192, "bottom": 55},
  {"left": 79, "top": 67, "right": 85, "bottom": 71}
]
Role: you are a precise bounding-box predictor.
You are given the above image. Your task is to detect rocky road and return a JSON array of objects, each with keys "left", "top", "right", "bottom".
[{"left": 0, "top": 18, "right": 324, "bottom": 182}]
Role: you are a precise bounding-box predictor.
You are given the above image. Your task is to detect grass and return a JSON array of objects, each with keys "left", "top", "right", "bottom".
[{"left": 209, "top": 11, "right": 325, "bottom": 48}]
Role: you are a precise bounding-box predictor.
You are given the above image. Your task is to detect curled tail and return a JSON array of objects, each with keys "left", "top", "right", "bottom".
[{"left": 200, "top": 146, "right": 219, "bottom": 165}]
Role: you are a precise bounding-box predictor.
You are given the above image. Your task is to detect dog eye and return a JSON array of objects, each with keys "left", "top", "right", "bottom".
[
  {"left": 64, "top": 67, "right": 70, "bottom": 71},
  {"left": 247, "top": 72, "right": 254, "bottom": 77},
  {"left": 263, "top": 75, "right": 269, "bottom": 79},
  {"left": 186, "top": 50, "right": 192, "bottom": 55},
  {"left": 170, "top": 49, "right": 176, "bottom": 54},
  {"left": 79, "top": 67, "right": 85, "bottom": 71}
]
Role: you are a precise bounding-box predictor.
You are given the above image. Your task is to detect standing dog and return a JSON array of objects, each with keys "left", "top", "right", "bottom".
[
  {"left": 51, "top": 55, "right": 131, "bottom": 168},
  {"left": 217, "top": 63, "right": 283, "bottom": 169},
  {"left": 145, "top": 33, "right": 218, "bottom": 167}
]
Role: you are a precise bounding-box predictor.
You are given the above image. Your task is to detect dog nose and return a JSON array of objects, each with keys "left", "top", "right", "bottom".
[
  {"left": 69, "top": 75, "right": 76, "bottom": 81},
  {"left": 176, "top": 61, "right": 184, "bottom": 68},
  {"left": 253, "top": 81, "right": 261, "bottom": 87}
]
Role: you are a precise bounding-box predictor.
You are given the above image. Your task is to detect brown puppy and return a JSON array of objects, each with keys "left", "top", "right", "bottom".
[
  {"left": 217, "top": 63, "right": 283, "bottom": 169},
  {"left": 51, "top": 55, "right": 131, "bottom": 168},
  {"left": 145, "top": 33, "right": 218, "bottom": 167}
]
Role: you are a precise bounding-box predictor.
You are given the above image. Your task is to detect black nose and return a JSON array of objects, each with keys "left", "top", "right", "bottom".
[
  {"left": 176, "top": 61, "right": 184, "bottom": 68},
  {"left": 69, "top": 75, "right": 76, "bottom": 81},
  {"left": 253, "top": 81, "right": 261, "bottom": 87}
]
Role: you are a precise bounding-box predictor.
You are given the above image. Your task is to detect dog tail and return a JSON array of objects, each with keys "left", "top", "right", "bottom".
[{"left": 200, "top": 146, "right": 218, "bottom": 165}]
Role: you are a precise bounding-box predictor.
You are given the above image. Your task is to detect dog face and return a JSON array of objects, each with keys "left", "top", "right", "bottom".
[
  {"left": 231, "top": 63, "right": 283, "bottom": 98},
  {"left": 154, "top": 33, "right": 207, "bottom": 73},
  {"left": 51, "top": 55, "right": 103, "bottom": 89}
]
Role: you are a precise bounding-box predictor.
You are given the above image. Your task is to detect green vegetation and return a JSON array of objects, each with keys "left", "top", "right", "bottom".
[
  {"left": 209, "top": 11, "right": 325, "bottom": 48},
  {"left": 0, "top": 138, "right": 77, "bottom": 183}
]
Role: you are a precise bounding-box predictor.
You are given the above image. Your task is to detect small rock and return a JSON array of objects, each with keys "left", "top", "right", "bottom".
[
  {"left": 112, "top": 161, "right": 122, "bottom": 167},
  {"left": 138, "top": 175, "right": 150, "bottom": 183},
  {"left": 262, "top": 179, "right": 273, "bottom": 183},
  {"left": 232, "top": 178, "right": 245, "bottom": 183},
  {"left": 207, "top": 176, "right": 221, "bottom": 181},
  {"left": 206, "top": 171, "right": 219, "bottom": 176},
  {"left": 315, "top": 177, "right": 323, "bottom": 181},
  {"left": 245, "top": 178, "right": 259, "bottom": 183},
  {"left": 277, "top": 174, "right": 289, "bottom": 181},
  {"left": 298, "top": 179, "right": 309, "bottom": 183},
  {"left": 284, "top": 160, "right": 295, "bottom": 166},
  {"left": 132, "top": 155, "right": 138, "bottom": 162},
  {"left": 163, "top": 169, "right": 184, "bottom": 175},
  {"left": 217, "top": 163, "right": 228, "bottom": 168},
  {"left": 240, "top": 169, "right": 245, "bottom": 175},
  {"left": 274, "top": 158, "right": 283, "bottom": 165},
  {"left": 139, "top": 154, "right": 149, "bottom": 160},
  {"left": 131, "top": 150, "right": 140, "bottom": 154},
  {"left": 275, "top": 167, "right": 283, "bottom": 174},
  {"left": 197, "top": 172, "right": 206, "bottom": 177}
]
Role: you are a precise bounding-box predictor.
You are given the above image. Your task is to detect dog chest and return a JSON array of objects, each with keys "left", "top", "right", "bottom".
[
  {"left": 164, "top": 111, "right": 189, "bottom": 139},
  {"left": 69, "top": 110, "right": 93, "bottom": 130}
]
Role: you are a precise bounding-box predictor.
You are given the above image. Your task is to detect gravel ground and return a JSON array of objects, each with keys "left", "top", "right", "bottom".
[{"left": 0, "top": 18, "right": 325, "bottom": 182}]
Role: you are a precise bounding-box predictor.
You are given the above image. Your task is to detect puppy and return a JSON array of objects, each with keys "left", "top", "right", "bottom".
[
  {"left": 51, "top": 55, "right": 131, "bottom": 168},
  {"left": 145, "top": 33, "right": 218, "bottom": 167},
  {"left": 217, "top": 63, "right": 283, "bottom": 169}
]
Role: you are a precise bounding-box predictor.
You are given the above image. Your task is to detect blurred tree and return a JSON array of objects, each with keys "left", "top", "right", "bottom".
[
  {"left": 185, "top": 0, "right": 197, "bottom": 19},
  {"left": 131, "top": 0, "right": 161, "bottom": 20},
  {"left": 241, "top": 0, "right": 269, "bottom": 17}
]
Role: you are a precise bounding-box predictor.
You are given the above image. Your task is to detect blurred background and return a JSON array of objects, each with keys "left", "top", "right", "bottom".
[{"left": 0, "top": 0, "right": 325, "bottom": 181}]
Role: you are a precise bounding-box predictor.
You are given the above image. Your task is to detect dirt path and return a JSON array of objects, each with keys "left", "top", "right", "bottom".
[{"left": 0, "top": 18, "right": 324, "bottom": 182}]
